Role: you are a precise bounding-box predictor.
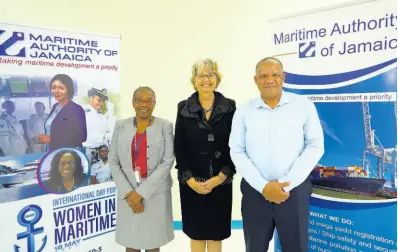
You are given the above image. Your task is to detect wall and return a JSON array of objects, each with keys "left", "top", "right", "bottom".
[{"left": 2, "top": 0, "right": 349, "bottom": 235}]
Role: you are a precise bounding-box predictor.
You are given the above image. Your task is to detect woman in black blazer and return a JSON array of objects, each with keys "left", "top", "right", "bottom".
[
  {"left": 174, "top": 59, "right": 236, "bottom": 252},
  {"left": 38, "top": 74, "right": 87, "bottom": 151}
]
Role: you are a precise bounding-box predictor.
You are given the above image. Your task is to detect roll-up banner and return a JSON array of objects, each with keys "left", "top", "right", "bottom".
[
  {"left": 0, "top": 23, "right": 122, "bottom": 252},
  {"left": 268, "top": 0, "right": 397, "bottom": 251}
]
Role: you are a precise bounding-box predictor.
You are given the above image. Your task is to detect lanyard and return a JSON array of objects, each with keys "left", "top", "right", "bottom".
[{"left": 132, "top": 117, "right": 152, "bottom": 164}]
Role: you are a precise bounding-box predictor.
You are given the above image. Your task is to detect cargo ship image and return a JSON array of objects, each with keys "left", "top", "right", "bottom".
[
  {"left": 310, "top": 165, "right": 393, "bottom": 198},
  {"left": 0, "top": 160, "right": 40, "bottom": 187},
  {"left": 311, "top": 102, "right": 397, "bottom": 200}
]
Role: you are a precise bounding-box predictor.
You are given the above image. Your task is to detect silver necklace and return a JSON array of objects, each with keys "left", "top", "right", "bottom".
[
  {"left": 204, "top": 104, "right": 213, "bottom": 113},
  {"left": 202, "top": 99, "right": 215, "bottom": 113}
]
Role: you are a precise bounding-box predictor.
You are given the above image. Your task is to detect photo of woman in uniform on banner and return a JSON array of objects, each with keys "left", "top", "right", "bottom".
[
  {"left": 26, "top": 102, "right": 49, "bottom": 153},
  {"left": 0, "top": 71, "right": 120, "bottom": 202},
  {"left": 0, "top": 100, "right": 28, "bottom": 156},
  {"left": 90, "top": 145, "right": 112, "bottom": 184},
  {"left": 82, "top": 87, "right": 109, "bottom": 165}
]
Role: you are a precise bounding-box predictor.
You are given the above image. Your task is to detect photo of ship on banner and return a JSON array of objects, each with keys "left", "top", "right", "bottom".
[
  {"left": 0, "top": 22, "right": 122, "bottom": 252},
  {"left": 269, "top": 0, "right": 397, "bottom": 251},
  {"left": 309, "top": 100, "right": 396, "bottom": 201},
  {"left": 269, "top": 2, "right": 397, "bottom": 201},
  {"left": 0, "top": 24, "right": 121, "bottom": 202}
]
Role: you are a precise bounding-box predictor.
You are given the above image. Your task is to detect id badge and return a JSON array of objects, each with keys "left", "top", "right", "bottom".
[{"left": 134, "top": 166, "right": 141, "bottom": 183}]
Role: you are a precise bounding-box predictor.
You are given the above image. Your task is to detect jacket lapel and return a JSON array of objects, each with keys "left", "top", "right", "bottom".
[{"left": 124, "top": 117, "right": 136, "bottom": 167}]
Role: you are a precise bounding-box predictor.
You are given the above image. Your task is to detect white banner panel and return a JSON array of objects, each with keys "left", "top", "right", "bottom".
[
  {"left": 0, "top": 23, "right": 122, "bottom": 252},
  {"left": 268, "top": 0, "right": 397, "bottom": 251}
]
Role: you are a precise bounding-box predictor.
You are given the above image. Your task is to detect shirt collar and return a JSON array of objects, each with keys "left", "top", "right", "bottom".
[
  {"left": 255, "top": 90, "right": 291, "bottom": 109},
  {"left": 96, "top": 160, "right": 108, "bottom": 166},
  {"left": 90, "top": 104, "right": 102, "bottom": 114},
  {"left": 55, "top": 103, "right": 65, "bottom": 111}
]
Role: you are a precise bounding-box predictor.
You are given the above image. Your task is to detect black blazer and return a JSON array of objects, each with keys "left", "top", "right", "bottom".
[
  {"left": 46, "top": 101, "right": 87, "bottom": 151},
  {"left": 174, "top": 91, "right": 236, "bottom": 184}
]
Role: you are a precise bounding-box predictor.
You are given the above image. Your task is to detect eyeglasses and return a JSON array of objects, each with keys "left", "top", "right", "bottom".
[
  {"left": 197, "top": 73, "right": 216, "bottom": 80},
  {"left": 134, "top": 98, "right": 155, "bottom": 105}
]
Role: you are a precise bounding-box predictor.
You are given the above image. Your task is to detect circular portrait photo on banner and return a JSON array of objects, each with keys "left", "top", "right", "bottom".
[{"left": 37, "top": 147, "right": 90, "bottom": 194}]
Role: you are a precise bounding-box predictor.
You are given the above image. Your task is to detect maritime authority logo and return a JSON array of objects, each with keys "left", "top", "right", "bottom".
[
  {"left": 299, "top": 41, "right": 316, "bottom": 58},
  {"left": 0, "top": 30, "right": 26, "bottom": 57},
  {"left": 14, "top": 205, "right": 47, "bottom": 252}
]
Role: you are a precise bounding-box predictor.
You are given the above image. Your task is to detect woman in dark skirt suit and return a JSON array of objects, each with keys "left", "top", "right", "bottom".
[{"left": 174, "top": 59, "right": 236, "bottom": 252}]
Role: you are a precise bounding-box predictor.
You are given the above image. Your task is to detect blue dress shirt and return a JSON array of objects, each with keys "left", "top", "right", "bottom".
[
  {"left": 44, "top": 104, "right": 63, "bottom": 152},
  {"left": 44, "top": 104, "right": 63, "bottom": 136},
  {"left": 229, "top": 91, "right": 324, "bottom": 193}
]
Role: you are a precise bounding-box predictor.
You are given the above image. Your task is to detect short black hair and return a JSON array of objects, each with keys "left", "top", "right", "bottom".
[
  {"left": 133, "top": 86, "right": 156, "bottom": 100},
  {"left": 2, "top": 100, "right": 14, "bottom": 109},
  {"left": 50, "top": 74, "right": 75, "bottom": 99},
  {"left": 34, "top": 101, "right": 45, "bottom": 109},
  {"left": 99, "top": 145, "right": 109, "bottom": 150}
]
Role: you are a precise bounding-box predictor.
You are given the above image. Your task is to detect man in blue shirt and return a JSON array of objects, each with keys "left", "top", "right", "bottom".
[{"left": 229, "top": 57, "right": 324, "bottom": 252}]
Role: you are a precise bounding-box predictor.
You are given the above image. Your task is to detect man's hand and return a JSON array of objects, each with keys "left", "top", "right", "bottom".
[
  {"left": 132, "top": 202, "right": 144, "bottom": 214},
  {"left": 262, "top": 181, "right": 290, "bottom": 204},
  {"left": 125, "top": 191, "right": 142, "bottom": 207},
  {"left": 187, "top": 178, "right": 211, "bottom": 194}
]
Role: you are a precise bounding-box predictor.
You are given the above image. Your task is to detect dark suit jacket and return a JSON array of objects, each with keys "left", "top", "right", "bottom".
[
  {"left": 174, "top": 91, "right": 236, "bottom": 183},
  {"left": 46, "top": 101, "right": 87, "bottom": 151}
]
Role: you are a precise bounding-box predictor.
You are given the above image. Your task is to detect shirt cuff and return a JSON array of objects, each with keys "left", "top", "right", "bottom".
[
  {"left": 122, "top": 190, "right": 133, "bottom": 199},
  {"left": 278, "top": 177, "right": 293, "bottom": 192},
  {"left": 178, "top": 170, "right": 194, "bottom": 183},
  {"left": 134, "top": 187, "right": 147, "bottom": 200},
  {"left": 220, "top": 165, "right": 235, "bottom": 178},
  {"left": 252, "top": 178, "right": 268, "bottom": 194}
]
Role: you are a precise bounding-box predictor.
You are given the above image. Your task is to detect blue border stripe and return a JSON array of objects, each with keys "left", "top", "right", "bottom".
[
  {"left": 53, "top": 194, "right": 116, "bottom": 210},
  {"left": 173, "top": 220, "right": 243, "bottom": 230},
  {"left": 285, "top": 58, "right": 397, "bottom": 85}
]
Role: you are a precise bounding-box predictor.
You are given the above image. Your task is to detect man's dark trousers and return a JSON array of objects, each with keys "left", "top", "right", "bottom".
[{"left": 241, "top": 177, "right": 312, "bottom": 252}]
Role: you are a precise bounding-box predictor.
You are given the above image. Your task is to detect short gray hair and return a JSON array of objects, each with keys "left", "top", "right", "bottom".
[{"left": 255, "top": 57, "right": 284, "bottom": 73}]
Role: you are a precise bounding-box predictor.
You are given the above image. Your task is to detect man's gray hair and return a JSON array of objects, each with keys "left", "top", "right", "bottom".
[{"left": 255, "top": 57, "right": 284, "bottom": 73}]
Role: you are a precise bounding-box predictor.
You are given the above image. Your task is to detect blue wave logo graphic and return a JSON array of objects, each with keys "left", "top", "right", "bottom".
[{"left": 285, "top": 58, "right": 397, "bottom": 85}]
